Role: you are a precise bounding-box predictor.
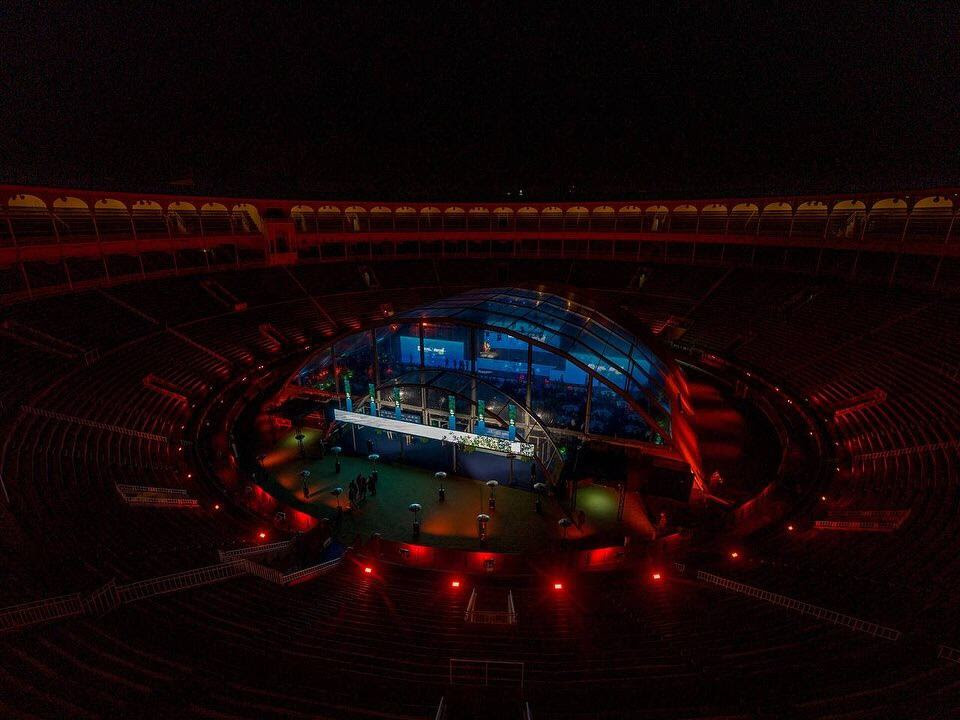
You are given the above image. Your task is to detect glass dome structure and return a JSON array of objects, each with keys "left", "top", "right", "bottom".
[{"left": 286, "top": 288, "right": 697, "bottom": 483}]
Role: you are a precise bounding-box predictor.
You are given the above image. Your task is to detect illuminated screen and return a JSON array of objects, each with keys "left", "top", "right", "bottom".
[{"left": 399, "top": 336, "right": 465, "bottom": 367}]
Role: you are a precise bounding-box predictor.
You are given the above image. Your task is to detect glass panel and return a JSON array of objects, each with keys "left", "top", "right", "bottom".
[
  {"left": 334, "top": 332, "right": 375, "bottom": 395},
  {"left": 475, "top": 384, "right": 520, "bottom": 431},
  {"left": 375, "top": 322, "right": 422, "bottom": 380},
  {"left": 291, "top": 352, "right": 335, "bottom": 391},
  {"left": 529, "top": 348, "right": 588, "bottom": 433},
  {"left": 421, "top": 323, "right": 472, "bottom": 370},
  {"left": 589, "top": 377, "right": 654, "bottom": 441},
  {"left": 475, "top": 329, "right": 528, "bottom": 399}
]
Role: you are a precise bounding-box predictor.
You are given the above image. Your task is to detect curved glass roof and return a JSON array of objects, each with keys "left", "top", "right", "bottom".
[
  {"left": 289, "top": 288, "right": 676, "bottom": 457},
  {"left": 392, "top": 288, "right": 671, "bottom": 417}
]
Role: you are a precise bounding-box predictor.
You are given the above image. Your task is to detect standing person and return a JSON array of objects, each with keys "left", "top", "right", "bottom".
[
  {"left": 358, "top": 474, "right": 368, "bottom": 502},
  {"left": 369, "top": 469, "right": 378, "bottom": 496},
  {"left": 348, "top": 478, "right": 358, "bottom": 509}
]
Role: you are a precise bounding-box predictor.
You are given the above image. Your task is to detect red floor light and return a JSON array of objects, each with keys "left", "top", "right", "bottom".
[
  {"left": 258, "top": 532, "right": 266, "bottom": 539},
  {"left": 451, "top": 580, "right": 461, "bottom": 588},
  {"left": 553, "top": 582, "right": 563, "bottom": 590},
  {"left": 787, "top": 524, "right": 795, "bottom": 532},
  {"left": 652, "top": 572, "right": 662, "bottom": 581},
  {"left": 213, "top": 504, "right": 220, "bottom": 510},
  {"left": 730, "top": 551, "right": 739, "bottom": 559},
  {"left": 363, "top": 566, "right": 373, "bottom": 574}
]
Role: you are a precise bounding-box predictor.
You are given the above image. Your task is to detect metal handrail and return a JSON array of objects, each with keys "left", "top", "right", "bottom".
[
  {"left": 218, "top": 539, "right": 295, "bottom": 561},
  {"left": 0, "top": 554, "right": 343, "bottom": 635},
  {"left": 448, "top": 658, "right": 525, "bottom": 690},
  {"left": 696, "top": 570, "right": 901, "bottom": 640}
]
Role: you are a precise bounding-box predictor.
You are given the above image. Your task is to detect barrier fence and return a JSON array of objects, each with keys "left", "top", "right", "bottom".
[
  {"left": 0, "top": 554, "right": 342, "bottom": 635},
  {"left": 21, "top": 405, "right": 170, "bottom": 442},
  {"left": 219, "top": 539, "right": 295, "bottom": 561},
  {"left": 124, "top": 496, "right": 200, "bottom": 508},
  {"left": 938, "top": 645, "right": 960, "bottom": 664},
  {"left": 449, "top": 658, "right": 525, "bottom": 689},
  {"left": 116, "top": 483, "right": 189, "bottom": 496},
  {"left": 0, "top": 592, "right": 85, "bottom": 633},
  {"left": 279, "top": 558, "right": 343, "bottom": 586},
  {"left": 463, "top": 588, "right": 518, "bottom": 625},
  {"left": 813, "top": 519, "right": 900, "bottom": 532},
  {"left": 696, "top": 570, "right": 901, "bottom": 640},
  {"left": 118, "top": 562, "right": 247, "bottom": 604}
]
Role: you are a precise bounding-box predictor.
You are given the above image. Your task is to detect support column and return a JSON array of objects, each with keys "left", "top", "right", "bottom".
[
  {"left": 584, "top": 379, "right": 593, "bottom": 435},
  {"left": 371, "top": 329, "right": 380, "bottom": 387}
]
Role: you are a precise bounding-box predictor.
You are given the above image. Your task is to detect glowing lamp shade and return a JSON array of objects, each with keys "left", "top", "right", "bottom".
[
  {"left": 787, "top": 524, "right": 795, "bottom": 531},
  {"left": 258, "top": 532, "right": 266, "bottom": 539},
  {"left": 213, "top": 504, "right": 220, "bottom": 510},
  {"left": 652, "top": 573, "right": 662, "bottom": 580},
  {"left": 553, "top": 582, "right": 563, "bottom": 590},
  {"left": 730, "top": 551, "right": 739, "bottom": 559},
  {"left": 451, "top": 580, "right": 461, "bottom": 588},
  {"left": 363, "top": 566, "right": 373, "bottom": 574}
]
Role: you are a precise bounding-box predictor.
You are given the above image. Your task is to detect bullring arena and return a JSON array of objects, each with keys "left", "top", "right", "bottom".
[{"left": 2, "top": 186, "right": 960, "bottom": 717}]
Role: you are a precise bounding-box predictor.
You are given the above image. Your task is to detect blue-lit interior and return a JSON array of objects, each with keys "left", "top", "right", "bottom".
[{"left": 291, "top": 289, "right": 672, "bottom": 447}]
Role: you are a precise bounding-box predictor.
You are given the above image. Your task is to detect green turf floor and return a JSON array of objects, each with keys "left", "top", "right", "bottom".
[{"left": 258, "top": 428, "right": 653, "bottom": 552}]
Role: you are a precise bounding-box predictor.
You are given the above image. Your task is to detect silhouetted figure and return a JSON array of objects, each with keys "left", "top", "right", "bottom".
[
  {"left": 366, "top": 439, "right": 374, "bottom": 454},
  {"left": 358, "top": 474, "right": 368, "bottom": 501},
  {"left": 369, "top": 470, "right": 378, "bottom": 496},
  {"left": 348, "top": 479, "right": 358, "bottom": 508}
]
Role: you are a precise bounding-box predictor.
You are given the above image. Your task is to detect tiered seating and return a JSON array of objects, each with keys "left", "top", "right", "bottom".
[
  {"left": 1, "top": 565, "right": 955, "bottom": 718},
  {"left": 2, "top": 259, "right": 960, "bottom": 717}
]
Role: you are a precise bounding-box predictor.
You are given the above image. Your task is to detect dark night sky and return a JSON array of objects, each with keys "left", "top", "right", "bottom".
[{"left": 1, "top": 1, "right": 958, "bottom": 200}]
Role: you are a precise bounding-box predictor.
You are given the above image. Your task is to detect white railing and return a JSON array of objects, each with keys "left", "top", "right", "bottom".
[
  {"left": 813, "top": 519, "right": 899, "bottom": 532},
  {"left": 21, "top": 405, "right": 169, "bottom": 442},
  {"left": 696, "top": 571, "right": 901, "bottom": 640},
  {"left": 434, "top": 696, "right": 446, "bottom": 720},
  {"left": 464, "top": 587, "right": 477, "bottom": 622},
  {"left": 118, "top": 562, "right": 246, "bottom": 603},
  {"left": 938, "top": 645, "right": 960, "bottom": 664},
  {"left": 235, "top": 558, "right": 284, "bottom": 584},
  {"left": 470, "top": 610, "right": 516, "bottom": 625},
  {"left": 825, "top": 509, "right": 910, "bottom": 522},
  {"left": 674, "top": 562, "right": 686, "bottom": 575},
  {"left": 449, "top": 658, "right": 525, "bottom": 689},
  {"left": 124, "top": 496, "right": 199, "bottom": 508},
  {"left": 116, "top": 483, "right": 189, "bottom": 496},
  {"left": 219, "top": 539, "right": 295, "bottom": 561},
  {"left": 280, "top": 558, "right": 342, "bottom": 585},
  {"left": 82, "top": 580, "right": 121, "bottom": 616},
  {"left": 463, "top": 588, "right": 517, "bottom": 625},
  {"left": 0, "top": 592, "right": 85, "bottom": 633},
  {"left": 0, "top": 553, "right": 345, "bottom": 634}
]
